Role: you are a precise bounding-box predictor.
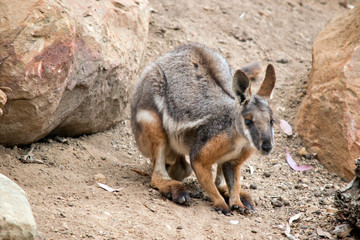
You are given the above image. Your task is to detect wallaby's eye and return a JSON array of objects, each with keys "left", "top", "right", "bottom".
[
  {"left": 244, "top": 119, "right": 253, "bottom": 127},
  {"left": 270, "top": 119, "right": 275, "bottom": 126}
]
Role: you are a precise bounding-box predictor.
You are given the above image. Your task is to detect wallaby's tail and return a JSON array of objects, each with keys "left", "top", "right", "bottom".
[{"left": 241, "top": 62, "right": 262, "bottom": 81}]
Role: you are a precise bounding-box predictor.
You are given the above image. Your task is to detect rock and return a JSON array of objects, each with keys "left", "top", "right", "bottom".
[
  {"left": 335, "top": 158, "right": 360, "bottom": 230},
  {"left": 271, "top": 199, "right": 283, "bottom": 207},
  {"left": 296, "top": 6, "right": 360, "bottom": 181},
  {"left": 0, "top": 174, "right": 37, "bottom": 239},
  {"left": 0, "top": 0, "right": 150, "bottom": 146},
  {"left": 299, "top": 147, "right": 313, "bottom": 159}
]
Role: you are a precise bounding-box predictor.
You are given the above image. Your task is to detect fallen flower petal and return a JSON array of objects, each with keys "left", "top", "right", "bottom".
[
  {"left": 286, "top": 147, "right": 313, "bottom": 171},
  {"left": 279, "top": 119, "right": 293, "bottom": 136},
  {"left": 97, "top": 183, "right": 124, "bottom": 192}
]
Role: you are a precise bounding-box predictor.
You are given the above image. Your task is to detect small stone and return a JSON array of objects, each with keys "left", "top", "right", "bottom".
[
  {"left": 271, "top": 199, "right": 283, "bottom": 207},
  {"left": 314, "top": 210, "right": 322, "bottom": 215},
  {"left": 94, "top": 173, "right": 106, "bottom": 183},
  {"left": 277, "top": 58, "right": 289, "bottom": 64},
  {"left": 229, "top": 220, "right": 239, "bottom": 225},
  {"left": 299, "top": 147, "right": 308, "bottom": 157},
  {"left": 318, "top": 199, "right": 330, "bottom": 205},
  {"left": 250, "top": 184, "right": 257, "bottom": 190},
  {"left": 283, "top": 200, "right": 290, "bottom": 206},
  {"left": 314, "top": 191, "right": 322, "bottom": 197},
  {"left": 177, "top": 226, "right": 184, "bottom": 230},
  {"left": 55, "top": 136, "right": 69, "bottom": 144},
  {"left": 300, "top": 225, "right": 309, "bottom": 229},
  {"left": 263, "top": 172, "right": 271, "bottom": 177}
]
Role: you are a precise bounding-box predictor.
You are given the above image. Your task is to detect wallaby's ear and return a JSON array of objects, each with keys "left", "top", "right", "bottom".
[
  {"left": 232, "top": 69, "right": 251, "bottom": 105},
  {"left": 257, "top": 64, "right": 276, "bottom": 99}
]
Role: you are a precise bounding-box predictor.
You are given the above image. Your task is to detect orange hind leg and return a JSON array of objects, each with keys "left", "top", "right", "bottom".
[{"left": 135, "top": 109, "right": 189, "bottom": 204}]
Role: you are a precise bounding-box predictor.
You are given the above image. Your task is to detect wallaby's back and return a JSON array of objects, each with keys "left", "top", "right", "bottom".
[{"left": 134, "top": 44, "right": 235, "bottom": 115}]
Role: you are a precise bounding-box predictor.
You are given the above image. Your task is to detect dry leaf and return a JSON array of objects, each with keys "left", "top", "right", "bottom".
[
  {"left": 284, "top": 213, "right": 302, "bottom": 240},
  {"left": 131, "top": 169, "right": 149, "bottom": 176},
  {"left": 316, "top": 227, "right": 332, "bottom": 239}
]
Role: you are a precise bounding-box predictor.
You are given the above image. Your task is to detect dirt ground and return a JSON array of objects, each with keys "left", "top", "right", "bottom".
[{"left": 0, "top": 0, "right": 358, "bottom": 239}]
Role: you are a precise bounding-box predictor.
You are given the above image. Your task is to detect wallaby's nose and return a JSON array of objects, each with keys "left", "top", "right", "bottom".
[{"left": 261, "top": 141, "right": 272, "bottom": 153}]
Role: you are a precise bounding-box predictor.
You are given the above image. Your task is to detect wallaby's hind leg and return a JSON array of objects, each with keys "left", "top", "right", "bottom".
[
  {"left": 167, "top": 151, "right": 192, "bottom": 181},
  {"left": 215, "top": 164, "right": 229, "bottom": 200},
  {"left": 135, "top": 110, "right": 189, "bottom": 205}
]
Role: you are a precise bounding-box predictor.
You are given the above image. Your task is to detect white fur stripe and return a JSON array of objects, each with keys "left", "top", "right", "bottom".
[{"left": 136, "top": 110, "right": 157, "bottom": 124}]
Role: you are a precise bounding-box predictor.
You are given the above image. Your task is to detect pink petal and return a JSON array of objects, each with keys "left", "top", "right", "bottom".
[
  {"left": 279, "top": 119, "right": 293, "bottom": 135},
  {"left": 286, "top": 147, "right": 313, "bottom": 171},
  {"left": 97, "top": 183, "right": 124, "bottom": 192}
]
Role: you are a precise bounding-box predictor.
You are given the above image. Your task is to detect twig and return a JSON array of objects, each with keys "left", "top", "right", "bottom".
[{"left": 19, "top": 147, "right": 45, "bottom": 164}]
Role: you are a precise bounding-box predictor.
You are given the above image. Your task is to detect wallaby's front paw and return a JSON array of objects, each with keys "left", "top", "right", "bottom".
[
  {"left": 212, "top": 204, "right": 232, "bottom": 216},
  {"left": 240, "top": 191, "right": 255, "bottom": 211},
  {"left": 231, "top": 204, "right": 252, "bottom": 215},
  {"left": 159, "top": 180, "right": 190, "bottom": 205}
]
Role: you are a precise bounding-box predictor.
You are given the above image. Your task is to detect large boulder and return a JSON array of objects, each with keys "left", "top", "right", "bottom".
[
  {"left": 0, "top": 0, "right": 150, "bottom": 146},
  {"left": 0, "top": 174, "right": 37, "bottom": 239},
  {"left": 296, "top": 7, "right": 360, "bottom": 181}
]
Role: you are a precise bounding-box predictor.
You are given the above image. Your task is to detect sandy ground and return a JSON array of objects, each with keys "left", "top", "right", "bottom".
[{"left": 0, "top": 0, "right": 358, "bottom": 239}]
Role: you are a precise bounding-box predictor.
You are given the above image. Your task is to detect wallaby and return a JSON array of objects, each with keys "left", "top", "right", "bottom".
[{"left": 130, "top": 43, "right": 276, "bottom": 215}]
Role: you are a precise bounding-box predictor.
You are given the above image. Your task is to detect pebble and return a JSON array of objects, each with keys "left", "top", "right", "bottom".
[
  {"left": 94, "top": 173, "right": 106, "bottom": 183},
  {"left": 277, "top": 58, "right": 289, "bottom": 64},
  {"left": 263, "top": 172, "right": 271, "bottom": 177},
  {"left": 250, "top": 184, "right": 257, "bottom": 190},
  {"left": 314, "top": 191, "right": 322, "bottom": 197},
  {"left": 319, "top": 199, "right": 331, "bottom": 205},
  {"left": 271, "top": 199, "right": 283, "bottom": 207},
  {"left": 229, "top": 220, "right": 239, "bottom": 225},
  {"left": 300, "top": 225, "right": 309, "bottom": 229}
]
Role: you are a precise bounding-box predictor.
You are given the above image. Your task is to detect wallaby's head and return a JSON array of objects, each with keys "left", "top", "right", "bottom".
[{"left": 232, "top": 64, "right": 276, "bottom": 155}]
